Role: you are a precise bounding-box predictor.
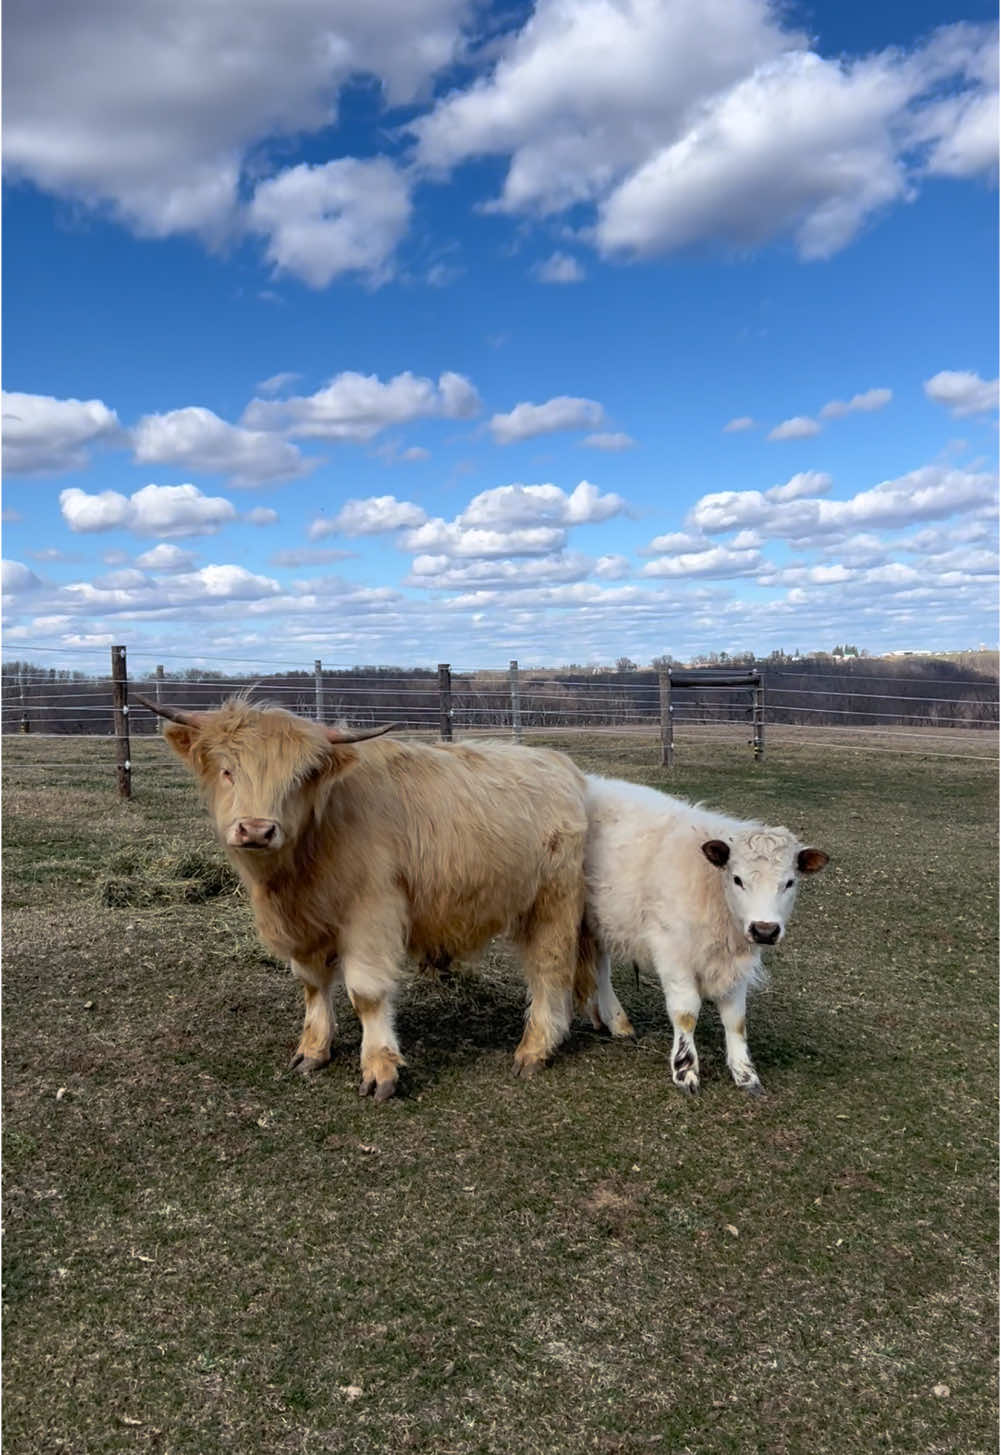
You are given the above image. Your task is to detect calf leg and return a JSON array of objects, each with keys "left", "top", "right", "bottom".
[
  {"left": 588, "top": 949, "right": 636, "bottom": 1038},
  {"left": 716, "top": 979, "right": 762, "bottom": 1094},
  {"left": 343, "top": 961, "right": 404, "bottom": 1103},
  {"left": 289, "top": 959, "right": 338, "bottom": 1073},
  {"left": 653, "top": 954, "right": 702, "bottom": 1093}
]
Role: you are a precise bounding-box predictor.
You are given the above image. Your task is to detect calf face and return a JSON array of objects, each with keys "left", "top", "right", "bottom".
[{"left": 702, "top": 832, "right": 827, "bottom": 945}]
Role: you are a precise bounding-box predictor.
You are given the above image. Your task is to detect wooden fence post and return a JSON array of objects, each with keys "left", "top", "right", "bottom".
[
  {"left": 509, "top": 659, "right": 522, "bottom": 743},
  {"left": 659, "top": 667, "right": 674, "bottom": 769},
  {"left": 752, "top": 672, "right": 765, "bottom": 761},
  {"left": 438, "top": 663, "right": 453, "bottom": 741},
  {"left": 111, "top": 644, "right": 132, "bottom": 799},
  {"left": 314, "top": 659, "right": 324, "bottom": 723}
]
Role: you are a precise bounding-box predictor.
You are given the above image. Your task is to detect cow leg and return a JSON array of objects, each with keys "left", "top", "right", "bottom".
[
  {"left": 289, "top": 959, "right": 337, "bottom": 1073},
  {"left": 589, "top": 949, "right": 636, "bottom": 1038},
  {"left": 652, "top": 951, "right": 702, "bottom": 1093},
  {"left": 512, "top": 900, "right": 577, "bottom": 1077},
  {"left": 343, "top": 964, "right": 404, "bottom": 1103},
  {"left": 716, "top": 979, "right": 762, "bottom": 1094}
]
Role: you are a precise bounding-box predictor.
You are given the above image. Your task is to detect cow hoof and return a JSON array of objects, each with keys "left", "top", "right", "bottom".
[
  {"left": 610, "top": 1015, "right": 636, "bottom": 1040},
  {"left": 289, "top": 1051, "right": 330, "bottom": 1074},
  {"left": 740, "top": 1079, "right": 764, "bottom": 1097},
  {"left": 512, "top": 1056, "right": 543, "bottom": 1079},
  {"left": 674, "top": 1076, "right": 700, "bottom": 1096},
  {"left": 359, "top": 1073, "right": 398, "bottom": 1102}
]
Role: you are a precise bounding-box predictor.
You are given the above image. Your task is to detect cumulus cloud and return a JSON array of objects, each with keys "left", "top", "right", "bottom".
[
  {"left": 534, "top": 251, "right": 586, "bottom": 283},
  {"left": 134, "top": 543, "right": 198, "bottom": 571},
  {"left": 460, "top": 480, "right": 627, "bottom": 530},
  {"left": 248, "top": 158, "right": 413, "bottom": 288},
  {"left": 641, "top": 545, "right": 762, "bottom": 579},
  {"left": 414, "top": 4, "right": 996, "bottom": 264},
  {"left": 768, "top": 415, "right": 822, "bottom": 441},
  {"left": 269, "top": 547, "right": 356, "bottom": 568},
  {"left": 60, "top": 483, "right": 237, "bottom": 537},
  {"left": 256, "top": 371, "right": 301, "bottom": 396},
  {"left": 2, "top": 560, "right": 44, "bottom": 593},
  {"left": 243, "top": 370, "right": 480, "bottom": 440},
  {"left": 765, "top": 470, "right": 833, "bottom": 503},
  {"left": 2, "top": 391, "right": 122, "bottom": 475},
  {"left": 246, "top": 508, "right": 279, "bottom": 526},
  {"left": 5, "top": 0, "right": 467, "bottom": 242},
  {"left": 133, "top": 406, "right": 311, "bottom": 485},
  {"left": 406, "top": 551, "right": 600, "bottom": 589},
  {"left": 583, "top": 432, "right": 636, "bottom": 451},
  {"left": 402, "top": 520, "right": 567, "bottom": 558},
  {"left": 312, "top": 495, "right": 429, "bottom": 540},
  {"left": 924, "top": 370, "right": 999, "bottom": 417},
  {"left": 818, "top": 387, "right": 892, "bottom": 419},
  {"left": 723, "top": 416, "right": 755, "bottom": 433},
  {"left": 489, "top": 396, "right": 605, "bottom": 444}
]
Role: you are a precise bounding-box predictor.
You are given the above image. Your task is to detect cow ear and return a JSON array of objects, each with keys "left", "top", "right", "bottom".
[
  {"left": 702, "top": 839, "right": 730, "bottom": 868},
  {"left": 797, "top": 847, "right": 829, "bottom": 874},
  {"left": 163, "top": 721, "right": 200, "bottom": 761}
]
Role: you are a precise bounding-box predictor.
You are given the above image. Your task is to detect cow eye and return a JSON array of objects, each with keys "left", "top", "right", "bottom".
[
  {"left": 785, "top": 878, "right": 795, "bottom": 889},
  {"left": 221, "top": 767, "right": 234, "bottom": 784},
  {"left": 733, "top": 875, "right": 744, "bottom": 889}
]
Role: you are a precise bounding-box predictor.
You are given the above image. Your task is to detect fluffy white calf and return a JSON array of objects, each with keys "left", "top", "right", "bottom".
[{"left": 583, "top": 776, "right": 828, "bottom": 1094}]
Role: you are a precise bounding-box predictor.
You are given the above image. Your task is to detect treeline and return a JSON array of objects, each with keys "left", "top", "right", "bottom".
[{"left": 3, "top": 653, "right": 997, "bottom": 735}]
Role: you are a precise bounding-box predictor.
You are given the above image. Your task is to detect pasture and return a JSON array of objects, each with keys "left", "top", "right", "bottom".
[{"left": 3, "top": 730, "right": 997, "bottom": 1454}]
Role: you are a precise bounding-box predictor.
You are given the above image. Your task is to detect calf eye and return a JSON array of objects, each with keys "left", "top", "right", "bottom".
[
  {"left": 785, "top": 878, "right": 795, "bottom": 889},
  {"left": 221, "top": 768, "right": 234, "bottom": 784},
  {"left": 733, "top": 875, "right": 744, "bottom": 889}
]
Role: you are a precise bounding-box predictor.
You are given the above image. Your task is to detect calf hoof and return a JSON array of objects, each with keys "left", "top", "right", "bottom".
[
  {"left": 609, "top": 1013, "right": 636, "bottom": 1040},
  {"left": 673, "top": 1072, "right": 700, "bottom": 1095},
  {"left": 288, "top": 1051, "right": 330, "bottom": 1075},
  {"left": 739, "top": 1078, "right": 764, "bottom": 1097},
  {"left": 512, "top": 1052, "right": 545, "bottom": 1079}
]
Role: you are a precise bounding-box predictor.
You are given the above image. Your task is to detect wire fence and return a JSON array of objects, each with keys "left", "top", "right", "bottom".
[{"left": 3, "top": 645, "right": 997, "bottom": 796}]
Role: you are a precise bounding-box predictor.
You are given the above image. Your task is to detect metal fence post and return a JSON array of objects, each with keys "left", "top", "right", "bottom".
[
  {"left": 438, "top": 663, "right": 453, "bottom": 741},
  {"left": 659, "top": 667, "right": 674, "bottom": 769},
  {"left": 314, "top": 659, "right": 324, "bottom": 723},
  {"left": 752, "top": 672, "right": 765, "bottom": 761},
  {"left": 509, "top": 659, "right": 522, "bottom": 743},
  {"left": 111, "top": 644, "right": 132, "bottom": 799}
]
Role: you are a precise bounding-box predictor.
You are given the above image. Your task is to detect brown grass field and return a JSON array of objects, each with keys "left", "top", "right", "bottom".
[{"left": 3, "top": 728, "right": 998, "bottom": 1453}]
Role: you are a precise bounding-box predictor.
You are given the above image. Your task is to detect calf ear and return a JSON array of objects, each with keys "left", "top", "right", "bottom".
[
  {"left": 797, "top": 847, "right": 829, "bottom": 874},
  {"left": 701, "top": 839, "right": 730, "bottom": 868}
]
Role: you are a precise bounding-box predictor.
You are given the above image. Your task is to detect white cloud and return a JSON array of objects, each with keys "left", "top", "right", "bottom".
[
  {"left": 819, "top": 387, "right": 893, "bottom": 419},
  {"left": 644, "top": 530, "right": 708, "bottom": 554},
  {"left": 415, "top": 5, "right": 996, "bottom": 264},
  {"left": 401, "top": 446, "right": 431, "bottom": 462},
  {"left": 243, "top": 370, "right": 480, "bottom": 440},
  {"left": 246, "top": 508, "right": 279, "bottom": 526},
  {"left": 60, "top": 483, "right": 237, "bottom": 537},
  {"left": 460, "top": 480, "right": 626, "bottom": 529},
  {"left": 768, "top": 415, "right": 822, "bottom": 441},
  {"left": 173, "top": 565, "right": 280, "bottom": 600},
  {"left": 924, "top": 370, "right": 999, "bottom": 417},
  {"left": 723, "top": 416, "right": 755, "bottom": 433},
  {"left": 406, "top": 551, "right": 600, "bottom": 589},
  {"left": 402, "top": 520, "right": 567, "bottom": 558},
  {"left": 489, "top": 396, "right": 605, "bottom": 444},
  {"left": 642, "top": 546, "right": 762, "bottom": 579},
  {"left": 133, "top": 406, "right": 311, "bottom": 485},
  {"left": 134, "top": 543, "right": 198, "bottom": 572},
  {"left": 2, "top": 391, "right": 121, "bottom": 475},
  {"left": 5, "top": 0, "right": 467, "bottom": 242},
  {"left": 248, "top": 158, "right": 413, "bottom": 288},
  {"left": 269, "top": 547, "right": 356, "bottom": 567},
  {"left": 534, "top": 251, "right": 586, "bottom": 283},
  {"left": 256, "top": 371, "right": 301, "bottom": 396},
  {"left": 765, "top": 470, "right": 833, "bottom": 503},
  {"left": 315, "top": 496, "right": 429, "bottom": 540},
  {"left": 583, "top": 432, "right": 636, "bottom": 451},
  {"left": 2, "top": 560, "right": 43, "bottom": 593}
]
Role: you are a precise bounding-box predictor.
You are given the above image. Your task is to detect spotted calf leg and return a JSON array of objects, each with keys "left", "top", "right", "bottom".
[
  {"left": 652, "top": 955, "right": 702, "bottom": 1093},
  {"left": 717, "top": 979, "right": 762, "bottom": 1094},
  {"left": 289, "top": 959, "right": 338, "bottom": 1073}
]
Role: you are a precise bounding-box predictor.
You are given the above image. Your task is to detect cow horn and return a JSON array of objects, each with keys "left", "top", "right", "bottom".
[
  {"left": 132, "top": 692, "right": 203, "bottom": 727},
  {"left": 324, "top": 722, "right": 398, "bottom": 744}
]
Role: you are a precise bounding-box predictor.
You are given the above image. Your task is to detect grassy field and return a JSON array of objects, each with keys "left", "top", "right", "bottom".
[{"left": 3, "top": 729, "right": 997, "bottom": 1454}]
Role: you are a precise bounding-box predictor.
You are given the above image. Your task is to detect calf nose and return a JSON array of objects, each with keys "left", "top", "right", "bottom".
[
  {"left": 234, "top": 818, "right": 279, "bottom": 848},
  {"left": 750, "top": 921, "right": 781, "bottom": 945}
]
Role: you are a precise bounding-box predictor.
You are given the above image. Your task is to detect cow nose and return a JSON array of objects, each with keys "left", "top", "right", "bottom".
[
  {"left": 234, "top": 818, "right": 279, "bottom": 848},
  {"left": 750, "top": 921, "right": 781, "bottom": 945}
]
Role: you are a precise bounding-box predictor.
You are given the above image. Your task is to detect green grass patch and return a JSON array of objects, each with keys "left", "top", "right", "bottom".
[{"left": 3, "top": 731, "right": 997, "bottom": 1453}]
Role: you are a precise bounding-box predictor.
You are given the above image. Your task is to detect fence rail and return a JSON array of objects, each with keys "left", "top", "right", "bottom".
[{"left": 3, "top": 645, "right": 997, "bottom": 797}]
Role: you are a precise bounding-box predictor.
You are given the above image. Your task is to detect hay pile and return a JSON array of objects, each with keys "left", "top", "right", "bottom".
[{"left": 99, "top": 842, "right": 240, "bottom": 907}]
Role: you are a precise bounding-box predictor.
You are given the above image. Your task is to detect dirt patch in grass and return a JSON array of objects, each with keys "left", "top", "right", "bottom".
[{"left": 3, "top": 731, "right": 997, "bottom": 1454}]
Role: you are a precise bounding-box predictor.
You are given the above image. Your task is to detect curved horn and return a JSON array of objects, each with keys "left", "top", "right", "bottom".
[
  {"left": 324, "top": 722, "right": 399, "bottom": 745},
  {"left": 132, "top": 692, "right": 203, "bottom": 727}
]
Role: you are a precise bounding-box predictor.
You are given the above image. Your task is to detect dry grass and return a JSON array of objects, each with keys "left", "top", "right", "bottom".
[{"left": 3, "top": 730, "right": 997, "bottom": 1454}]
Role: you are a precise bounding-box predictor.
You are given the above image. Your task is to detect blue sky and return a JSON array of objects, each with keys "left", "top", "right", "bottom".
[{"left": 3, "top": 0, "right": 997, "bottom": 672}]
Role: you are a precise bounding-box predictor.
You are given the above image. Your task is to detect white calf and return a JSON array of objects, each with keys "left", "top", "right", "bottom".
[{"left": 583, "top": 776, "right": 827, "bottom": 1094}]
